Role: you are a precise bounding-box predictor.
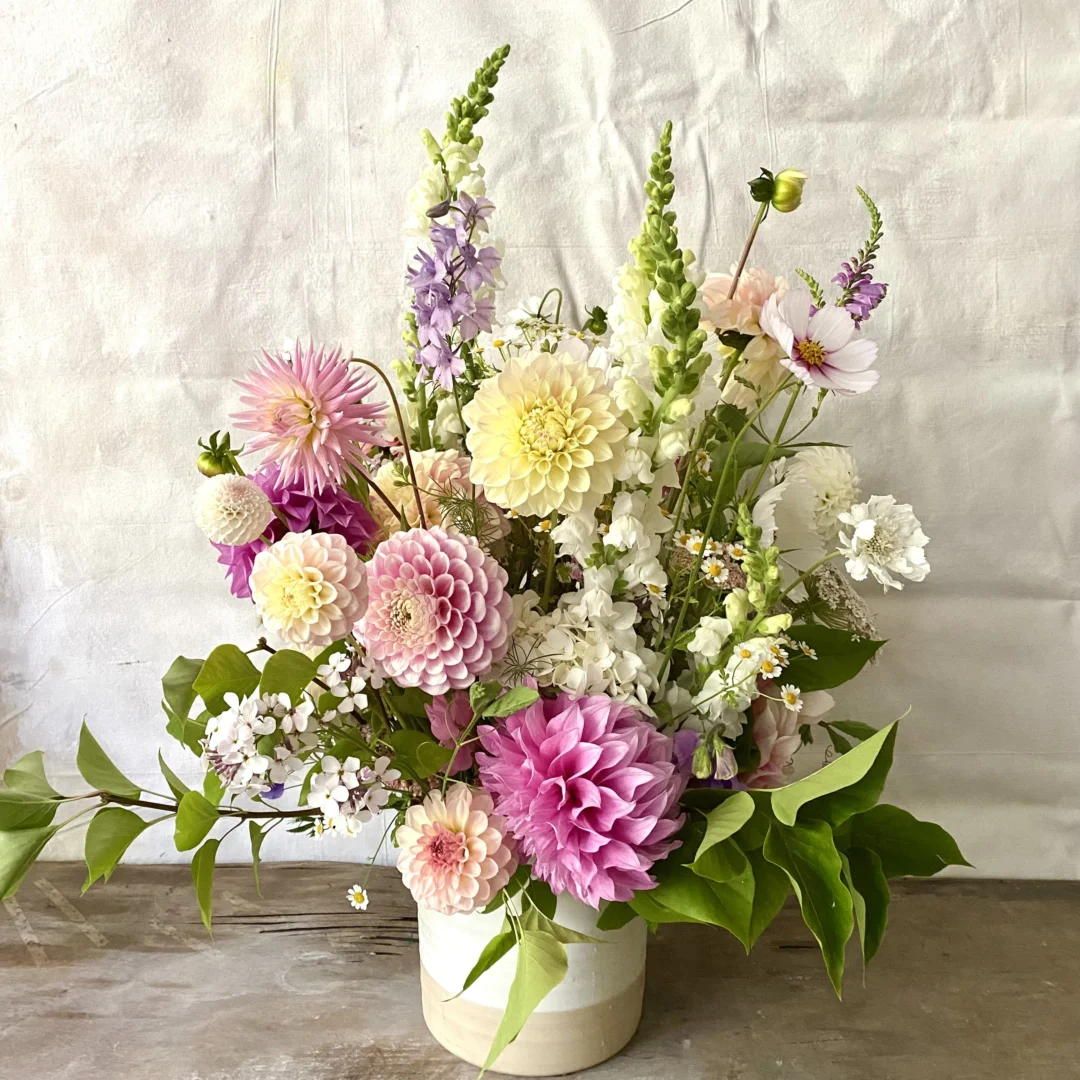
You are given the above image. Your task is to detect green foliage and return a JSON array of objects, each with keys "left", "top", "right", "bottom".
[
  {"left": 83, "top": 807, "right": 153, "bottom": 892},
  {"left": 454, "top": 920, "right": 516, "bottom": 999},
  {"left": 202, "top": 769, "right": 226, "bottom": 807},
  {"left": 482, "top": 686, "right": 540, "bottom": 719},
  {"left": 843, "top": 847, "right": 890, "bottom": 967},
  {"left": 795, "top": 267, "right": 825, "bottom": 308},
  {"left": 746, "top": 848, "right": 791, "bottom": 947},
  {"left": 694, "top": 791, "right": 755, "bottom": 860},
  {"left": 161, "top": 656, "right": 204, "bottom": 718},
  {"left": 782, "top": 624, "right": 885, "bottom": 691},
  {"left": 0, "top": 825, "right": 58, "bottom": 899},
  {"left": 191, "top": 838, "right": 220, "bottom": 934},
  {"left": 174, "top": 791, "right": 219, "bottom": 852},
  {"left": 444, "top": 44, "right": 511, "bottom": 145},
  {"left": 157, "top": 751, "right": 190, "bottom": 802},
  {"left": 387, "top": 730, "right": 453, "bottom": 779},
  {"left": 249, "top": 821, "right": 268, "bottom": 897},
  {"left": 192, "top": 644, "right": 260, "bottom": 715},
  {"left": 164, "top": 705, "right": 208, "bottom": 757},
  {"left": 763, "top": 819, "right": 854, "bottom": 995},
  {"left": 849, "top": 804, "right": 971, "bottom": 877},
  {"left": 259, "top": 650, "right": 316, "bottom": 704},
  {"left": 4, "top": 751, "right": 60, "bottom": 800},
  {"left": 77, "top": 722, "right": 141, "bottom": 799},
  {"left": 0, "top": 788, "right": 60, "bottom": 831},
  {"left": 595, "top": 901, "right": 638, "bottom": 932}
]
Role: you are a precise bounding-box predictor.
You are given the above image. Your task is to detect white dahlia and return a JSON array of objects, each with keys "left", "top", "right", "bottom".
[
  {"left": 193, "top": 474, "right": 274, "bottom": 546},
  {"left": 250, "top": 531, "right": 367, "bottom": 647},
  {"left": 462, "top": 351, "right": 628, "bottom": 518},
  {"left": 785, "top": 446, "right": 861, "bottom": 541},
  {"left": 838, "top": 496, "right": 930, "bottom": 592}
]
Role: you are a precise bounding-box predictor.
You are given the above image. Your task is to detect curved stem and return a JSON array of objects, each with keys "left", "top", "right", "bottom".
[{"left": 728, "top": 202, "right": 769, "bottom": 300}]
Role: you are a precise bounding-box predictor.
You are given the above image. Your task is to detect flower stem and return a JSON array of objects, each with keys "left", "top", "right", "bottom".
[
  {"left": 741, "top": 383, "right": 801, "bottom": 510},
  {"left": 728, "top": 202, "right": 769, "bottom": 300}
]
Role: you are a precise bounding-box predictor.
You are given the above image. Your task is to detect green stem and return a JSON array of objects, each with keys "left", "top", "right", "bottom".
[
  {"left": 728, "top": 202, "right": 769, "bottom": 300},
  {"left": 742, "top": 383, "right": 801, "bottom": 509},
  {"left": 540, "top": 536, "right": 556, "bottom": 611},
  {"left": 744, "top": 551, "right": 844, "bottom": 640},
  {"left": 666, "top": 418, "right": 710, "bottom": 543}
]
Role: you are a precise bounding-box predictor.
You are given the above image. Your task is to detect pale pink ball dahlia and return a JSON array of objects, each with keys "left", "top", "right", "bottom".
[
  {"left": 396, "top": 783, "right": 517, "bottom": 915},
  {"left": 477, "top": 694, "right": 686, "bottom": 908},
  {"left": 232, "top": 340, "right": 388, "bottom": 495},
  {"left": 354, "top": 527, "right": 512, "bottom": 696}
]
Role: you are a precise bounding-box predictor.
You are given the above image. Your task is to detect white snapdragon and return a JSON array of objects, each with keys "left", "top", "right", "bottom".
[{"left": 687, "top": 616, "right": 733, "bottom": 663}]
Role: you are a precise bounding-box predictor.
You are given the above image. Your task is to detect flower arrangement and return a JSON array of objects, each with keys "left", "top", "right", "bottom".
[{"left": 0, "top": 46, "right": 966, "bottom": 1076}]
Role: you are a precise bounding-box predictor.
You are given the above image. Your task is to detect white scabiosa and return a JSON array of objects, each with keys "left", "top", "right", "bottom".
[
  {"left": 838, "top": 496, "right": 930, "bottom": 591},
  {"left": 193, "top": 474, "right": 274, "bottom": 546}
]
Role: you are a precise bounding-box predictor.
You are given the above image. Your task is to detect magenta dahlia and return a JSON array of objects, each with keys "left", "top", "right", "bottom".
[
  {"left": 354, "top": 527, "right": 512, "bottom": 696},
  {"left": 232, "top": 340, "right": 388, "bottom": 495},
  {"left": 477, "top": 694, "right": 686, "bottom": 908}
]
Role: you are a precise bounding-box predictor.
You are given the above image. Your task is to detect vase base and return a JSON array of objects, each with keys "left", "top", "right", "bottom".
[{"left": 420, "top": 965, "right": 645, "bottom": 1077}]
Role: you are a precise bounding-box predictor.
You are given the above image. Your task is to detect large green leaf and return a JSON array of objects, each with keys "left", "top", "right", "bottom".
[
  {"left": 843, "top": 846, "right": 890, "bottom": 967},
  {"left": 453, "top": 925, "right": 516, "bottom": 1001},
  {"left": 0, "top": 788, "right": 60, "bottom": 831},
  {"left": 192, "top": 645, "right": 260, "bottom": 715},
  {"left": 524, "top": 878, "right": 558, "bottom": 920},
  {"left": 763, "top": 819, "right": 854, "bottom": 995},
  {"left": 190, "top": 838, "right": 220, "bottom": 934},
  {"left": 202, "top": 770, "right": 226, "bottom": 807},
  {"left": 646, "top": 863, "right": 753, "bottom": 948},
  {"left": 781, "top": 624, "right": 885, "bottom": 691},
  {"left": 695, "top": 791, "right": 755, "bottom": 859},
  {"left": 799, "top": 723, "right": 898, "bottom": 828},
  {"left": 83, "top": 807, "right": 152, "bottom": 892},
  {"left": 76, "top": 722, "right": 141, "bottom": 799},
  {"left": 4, "top": 751, "right": 60, "bottom": 800},
  {"left": 388, "top": 730, "right": 451, "bottom": 780},
  {"left": 163, "top": 703, "right": 208, "bottom": 756},
  {"left": 849, "top": 804, "right": 971, "bottom": 877},
  {"left": 691, "top": 837, "right": 750, "bottom": 884},
  {"left": 481, "top": 929, "right": 567, "bottom": 1074},
  {"left": 0, "top": 825, "right": 58, "bottom": 899},
  {"left": 174, "top": 791, "right": 220, "bottom": 852},
  {"left": 771, "top": 721, "right": 897, "bottom": 828},
  {"left": 161, "top": 656, "right": 204, "bottom": 719},
  {"left": 482, "top": 686, "right": 539, "bottom": 719},
  {"left": 746, "top": 847, "right": 791, "bottom": 947},
  {"left": 595, "top": 901, "right": 638, "bottom": 932},
  {"left": 157, "top": 751, "right": 190, "bottom": 802},
  {"left": 259, "top": 650, "right": 317, "bottom": 704}
]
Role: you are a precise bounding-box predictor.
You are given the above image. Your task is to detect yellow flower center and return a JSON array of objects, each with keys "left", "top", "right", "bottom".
[
  {"left": 796, "top": 339, "right": 827, "bottom": 367},
  {"left": 266, "top": 565, "right": 333, "bottom": 623},
  {"left": 519, "top": 400, "right": 575, "bottom": 460}
]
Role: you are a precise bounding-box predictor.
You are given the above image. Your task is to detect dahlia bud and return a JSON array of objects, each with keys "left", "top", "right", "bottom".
[
  {"left": 771, "top": 169, "right": 807, "bottom": 213},
  {"left": 197, "top": 451, "right": 228, "bottom": 478},
  {"left": 193, "top": 474, "right": 274, "bottom": 546},
  {"left": 196, "top": 430, "right": 242, "bottom": 477}
]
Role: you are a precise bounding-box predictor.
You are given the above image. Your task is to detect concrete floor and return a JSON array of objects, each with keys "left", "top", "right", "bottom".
[{"left": 1, "top": 863, "right": 1077, "bottom": 1079}]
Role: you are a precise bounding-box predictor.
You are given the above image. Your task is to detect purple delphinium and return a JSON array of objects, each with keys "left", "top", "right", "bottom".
[
  {"left": 212, "top": 462, "right": 378, "bottom": 599},
  {"left": 406, "top": 194, "right": 500, "bottom": 389}
]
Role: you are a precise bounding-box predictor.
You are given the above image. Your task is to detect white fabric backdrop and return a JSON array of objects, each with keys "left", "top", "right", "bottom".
[{"left": 2, "top": 0, "right": 1077, "bottom": 877}]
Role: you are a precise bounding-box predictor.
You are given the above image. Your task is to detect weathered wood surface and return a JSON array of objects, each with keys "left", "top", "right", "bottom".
[{"left": 2, "top": 864, "right": 1077, "bottom": 1079}]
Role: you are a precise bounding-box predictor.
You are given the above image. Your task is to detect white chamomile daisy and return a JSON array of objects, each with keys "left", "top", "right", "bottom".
[
  {"left": 701, "top": 557, "right": 730, "bottom": 585},
  {"left": 727, "top": 540, "right": 749, "bottom": 561},
  {"left": 347, "top": 884, "right": 370, "bottom": 911},
  {"left": 780, "top": 685, "right": 803, "bottom": 712},
  {"left": 758, "top": 655, "right": 784, "bottom": 679}
]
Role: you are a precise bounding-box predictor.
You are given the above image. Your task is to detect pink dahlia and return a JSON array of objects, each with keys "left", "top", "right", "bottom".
[
  {"left": 477, "top": 694, "right": 687, "bottom": 908},
  {"left": 396, "top": 783, "right": 517, "bottom": 914},
  {"left": 354, "top": 527, "right": 512, "bottom": 696},
  {"left": 426, "top": 691, "right": 475, "bottom": 773},
  {"left": 760, "top": 289, "right": 879, "bottom": 395},
  {"left": 232, "top": 340, "right": 389, "bottom": 495}
]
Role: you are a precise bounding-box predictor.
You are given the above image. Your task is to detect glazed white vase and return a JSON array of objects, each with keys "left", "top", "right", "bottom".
[{"left": 417, "top": 895, "right": 647, "bottom": 1076}]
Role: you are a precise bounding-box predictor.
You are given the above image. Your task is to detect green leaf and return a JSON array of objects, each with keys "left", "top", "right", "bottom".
[
  {"left": 596, "top": 901, "right": 638, "bottom": 932},
  {"left": 829, "top": 720, "right": 880, "bottom": 742},
  {"left": 520, "top": 905, "right": 604, "bottom": 944},
  {"left": 157, "top": 751, "right": 190, "bottom": 802},
  {"left": 387, "top": 730, "right": 451, "bottom": 780},
  {"left": 735, "top": 808, "right": 771, "bottom": 852},
  {"left": 76, "top": 722, "right": 141, "bottom": 799},
  {"left": 163, "top": 702, "right": 207, "bottom": 756},
  {"left": 259, "top": 649, "right": 316, "bottom": 704},
  {"left": 482, "top": 686, "right": 540, "bottom": 719},
  {"left": 249, "top": 821, "right": 268, "bottom": 897},
  {"left": 469, "top": 680, "right": 503, "bottom": 714},
  {"left": 83, "top": 807, "right": 152, "bottom": 892},
  {"left": 801, "top": 723, "right": 898, "bottom": 829},
  {"left": 452, "top": 924, "right": 516, "bottom": 1000},
  {"left": 763, "top": 819, "right": 854, "bottom": 995},
  {"left": 483, "top": 863, "right": 529, "bottom": 913},
  {"left": 746, "top": 847, "right": 791, "bottom": 947},
  {"left": 395, "top": 687, "right": 434, "bottom": 718},
  {"left": 174, "top": 791, "right": 219, "bottom": 852},
  {"left": 695, "top": 791, "right": 755, "bottom": 859},
  {"left": 417, "top": 740, "right": 454, "bottom": 776},
  {"left": 771, "top": 721, "right": 897, "bottom": 828},
  {"left": 691, "top": 836, "right": 750, "bottom": 884},
  {"left": 202, "top": 770, "right": 226, "bottom": 807},
  {"left": 310, "top": 640, "right": 350, "bottom": 669},
  {"left": 849, "top": 804, "right": 971, "bottom": 877},
  {"left": 4, "top": 751, "right": 60, "bottom": 800},
  {"left": 192, "top": 644, "right": 260, "bottom": 715},
  {"left": 782, "top": 625, "right": 885, "bottom": 691},
  {"left": 0, "top": 789, "right": 60, "bottom": 831},
  {"left": 190, "top": 838, "right": 220, "bottom": 934},
  {"left": 0, "top": 825, "right": 58, "bottom": 899},
  {"left": 823, "top": 724, "right": 854, "bottom": 755},
  {"left": 481, "top": 929, "right": 568, "bottom": 1074},
  {"left": 842, "top": 846, "right": 890, "bottom": 967},
  {"left": 645, "top": 863, "right": 753, "bottom": 947},
  {"left": 525, "top": 878, "right": 557, "bottom": 920},
  {"left": 161, "top": 656, "right": 204, "bottom": 719}
]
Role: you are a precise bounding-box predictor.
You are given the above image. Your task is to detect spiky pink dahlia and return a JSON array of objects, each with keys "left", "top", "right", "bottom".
[
  {"left": 477, "top": 694, "right": 686, "bottom": 908},
  {"left": 354, "top": 527, "right": 512, "bottom": 696},
  {"left": 232, "top": 340, "right": 388, "bottom": 495},
  {"left": 396, "top": 783, "right": 517, "bottom": 915}
]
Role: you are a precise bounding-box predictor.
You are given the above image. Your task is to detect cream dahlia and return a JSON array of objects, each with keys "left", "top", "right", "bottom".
[
  {"left": 462, "top": 351, "right": 628, "bottom": 518},
  {"left": 354, "top": 527, "right": 512, "bottom": 695},
  {"left": 193, "top": 474, "right": 274, "bottom": 546},
  {"left": 396, "top": 783, "right": 516, "bottom": 914},
  {"left": 249, "top": 530, "right": 367, "bottom": 648}
]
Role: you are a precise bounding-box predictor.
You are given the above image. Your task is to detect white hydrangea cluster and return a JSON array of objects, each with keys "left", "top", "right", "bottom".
[
  {"left": 202, "top": 691, "right": 310, "bottom": 795},
  {"left": 310, "top": 754, "right": 401, "bottom": 836}
]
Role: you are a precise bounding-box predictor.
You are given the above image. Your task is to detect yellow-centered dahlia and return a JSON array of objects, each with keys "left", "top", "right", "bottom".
[{"left": 462, "top": 351, "right": 628, "bottom": 518}]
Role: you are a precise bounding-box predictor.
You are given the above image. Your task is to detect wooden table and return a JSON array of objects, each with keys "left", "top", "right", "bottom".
[{"left": 2, "top": 864, "right": 1077, "bottom": 1079}]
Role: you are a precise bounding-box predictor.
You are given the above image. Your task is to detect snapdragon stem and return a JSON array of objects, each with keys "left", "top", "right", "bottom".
[{"left": 728, "top": 202, "right": 769, "bottom": 300}]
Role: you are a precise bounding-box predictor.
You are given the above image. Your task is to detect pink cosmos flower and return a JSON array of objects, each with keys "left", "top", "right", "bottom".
[
  {"left": 760, "top": 289, "right": 879, "bottom": 395},
  {"left": 426, "top": 691, "right": 476, "bottom": 773},
  {"left": 396, "top": 783, "right": 517, "bottom": 915},
  {"left": 233, "top": 340, "right": 388, "bottom": 495},
  {"left": 741, "top": 684, "right": 835, "bottom": 789},
  {"left": 354, "top": 527, "right": 512, "bottom": 696},
  {"left": 477, "top": 693, "right": 686, "bottom": 908}
]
